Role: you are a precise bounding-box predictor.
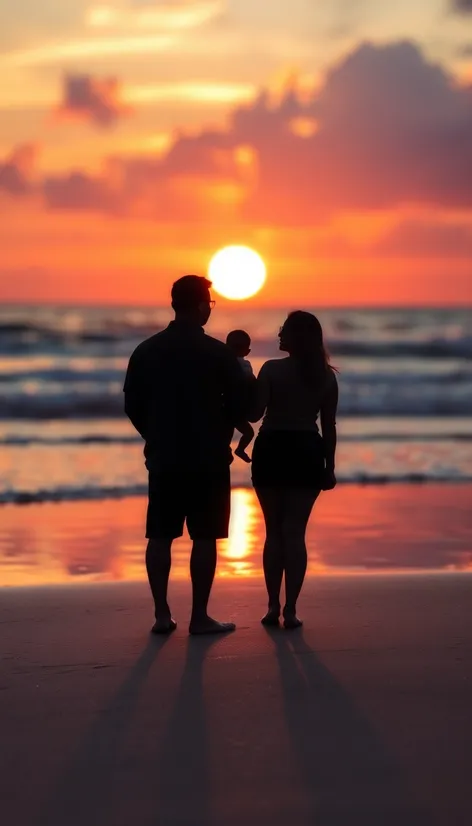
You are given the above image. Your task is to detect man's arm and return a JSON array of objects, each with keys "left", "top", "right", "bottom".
[{"left": 123, "top": 350, "right": 148, "bottom": 439}]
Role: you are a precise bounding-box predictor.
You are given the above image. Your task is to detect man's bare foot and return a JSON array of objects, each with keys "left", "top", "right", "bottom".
[
  {"left": 189, "top": 616, "right": 236, "bottom": 635},
  {"left": 261, "top": 608, "right": 280, "bottom": 627},
  {"left": 235, "top": 447, "right": 251, "bottom": 463},
  {"left": 151, "top": 617, "right": 177, "bottom": 635}
]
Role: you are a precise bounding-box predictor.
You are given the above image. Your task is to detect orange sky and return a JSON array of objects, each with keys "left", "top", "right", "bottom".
[{"left": 0, "top": 1, "right": 471, "bottom": 306}]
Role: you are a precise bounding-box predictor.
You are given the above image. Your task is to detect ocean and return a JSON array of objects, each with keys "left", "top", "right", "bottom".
[{"left": 1, "top": 304, "right": 471, "bottom": 505}]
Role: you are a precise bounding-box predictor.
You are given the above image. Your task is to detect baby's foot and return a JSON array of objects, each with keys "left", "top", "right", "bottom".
[{"left": 235, "top": 447, "right": 251, "bottom": 463}]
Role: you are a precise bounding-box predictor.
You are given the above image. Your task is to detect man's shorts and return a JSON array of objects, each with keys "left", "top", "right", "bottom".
[{"left": 146, "top": 467, "right": 231, "bottom": 540}]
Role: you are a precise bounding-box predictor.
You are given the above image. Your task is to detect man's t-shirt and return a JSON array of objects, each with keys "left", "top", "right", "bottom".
[{"left": 123, "top": 321, "right": 246, "bottom": 474}]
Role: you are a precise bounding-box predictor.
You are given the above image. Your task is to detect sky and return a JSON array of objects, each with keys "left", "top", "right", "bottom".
[{"left": 0, "top": 0, "right": 471, "bottom": 306}]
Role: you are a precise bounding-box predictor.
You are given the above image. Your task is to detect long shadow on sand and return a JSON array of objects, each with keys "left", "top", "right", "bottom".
[
  {"left": 268, "top": 629, "right": 434, "bottom": 826},
  {"left": 151, "top": 634, "right": 223, "bottom": 826},
  {"left": 39, "top": 635, "right": 168, "bottom": 826}
]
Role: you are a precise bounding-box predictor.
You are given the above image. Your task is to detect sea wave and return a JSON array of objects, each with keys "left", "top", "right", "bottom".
[
  {"left": 1, "top": 390, "right": 470, "bottom": 419},
  {"left": 2, "top": 307, "right": 471, "bottom": 420},
  {"left": 1, "top": 474, "right": 470, "bottom": 505},
  {"left": 1, "top": 326, "right": 472, "bottom": 361},
  {"left": 1, "top": 432, "right": 471, "bottom": 446},
  {"left": 2, "top": 365, "right": 472, "bottom": 386}
]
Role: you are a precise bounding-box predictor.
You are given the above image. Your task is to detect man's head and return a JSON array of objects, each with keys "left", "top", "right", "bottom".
[{"left": 171, "top": 275, "right": 214, "bottom": 326}]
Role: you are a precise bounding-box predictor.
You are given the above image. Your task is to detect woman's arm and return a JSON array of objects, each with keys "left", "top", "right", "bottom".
[
  {"left": 248, "top": 362, "right": 271, "bottom": 423},
  {"left": 320, "top": 373, "right": 338, "bottom": 473}
]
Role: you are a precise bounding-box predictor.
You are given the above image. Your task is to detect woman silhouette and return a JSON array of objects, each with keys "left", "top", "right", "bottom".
[{"left": 250, "top": 311, "right": 338, "bottom": 629}]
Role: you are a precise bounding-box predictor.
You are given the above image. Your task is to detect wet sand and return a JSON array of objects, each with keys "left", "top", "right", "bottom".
[
  {"left": 2, "top": 574, "right": 472, "bottom": 825},
  {"left": 1, "top": 483, "right": 472, "bottom": 586}
]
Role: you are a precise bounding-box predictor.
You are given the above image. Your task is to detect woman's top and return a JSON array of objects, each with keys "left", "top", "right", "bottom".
[{"left": 253, "top": 357, "right": 338, "bottom": 433}]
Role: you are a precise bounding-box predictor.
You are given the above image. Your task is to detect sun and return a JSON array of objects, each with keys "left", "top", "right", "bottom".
[{"left": 208, "top": 245, "right": 266, "bottom": 300}]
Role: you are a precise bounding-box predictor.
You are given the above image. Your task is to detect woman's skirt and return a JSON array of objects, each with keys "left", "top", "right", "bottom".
[{"left": 251, "top": 430, "right": 325, "bottom": 489}]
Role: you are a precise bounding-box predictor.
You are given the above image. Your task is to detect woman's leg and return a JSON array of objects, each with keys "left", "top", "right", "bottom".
[
  {"left": 254, "top": 487, "right": 285, "bottom": 621},
  {"left": 281, "top": 489, "right": 320, "bottom": 627}
]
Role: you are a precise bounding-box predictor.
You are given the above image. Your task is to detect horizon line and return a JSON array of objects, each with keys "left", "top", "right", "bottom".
[{"left": 1, "top": 300, "right": 471, "bottom": 312}]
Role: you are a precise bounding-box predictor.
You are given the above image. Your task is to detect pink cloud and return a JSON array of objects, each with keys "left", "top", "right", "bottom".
[
  {"left": 372, "top": 219, "right": 472, "bottom": 258},
  {"left": 0, "top": 144, "right": 37, "bottom": 195},
  {"left": 43, "top": 172, "right": 118, "bottom": 211},
  {"left": 451, "top": 0, "right": 472, "bottom": 13},
  {"left": 117, "top": 41, "right": 472, "bottom": 219},
  {"left": 57, "top": 75, "right": 130, "bottom": 127},
  {"left": 5, "top": 41, "right": 472, "bottom": 224}
]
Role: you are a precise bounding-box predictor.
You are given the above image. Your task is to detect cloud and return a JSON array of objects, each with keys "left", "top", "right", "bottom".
[
  {"left": 300, "top": 40, "right": 472, "bottom": 210},
  {"left": 85, "top": 0, "right": 224, "bottom": 30},
  {"left": 125, "top": 80, "right": 255, "bottom": 105},
  {"left": 5, "top": 41, "right": 472, "bottom": 223},
  {"left": 57, "top": 74, "right": 130, "bottom": 127},
  {"left": 113, "top": 39, "right": 470, "bottom": 223},
  {"left": 1, "top": 1, "right": 222, "bottom": 67},
  {"left": 324, "top": 0, "right": 366, "bottom": 38},
  {"left": 0, "top": 144, "right": 37, "bottom": 195},
  {"left": 242, "top": 40, "right": 472, "bottom": 218},
  {"left": 450, "top": 0, "right": 472, "bottom": 12},
  {"left": 372, "top": 219, "right": 472, "bottom": 258},
  {"left": 118, "top": 40, "right": 471, "bottom": 222},
  {"left": 43, "top": 171, "right": 118, "bottom": 211},
  {"left": 3, "top": 34, "right": 176, "bottom": 67},
  {"left": 255, "top": 216, "right": 472, "bottom": 260}
]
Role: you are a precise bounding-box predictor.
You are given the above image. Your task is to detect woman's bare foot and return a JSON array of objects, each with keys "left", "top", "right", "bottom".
[
  {"left": 189, "top": 616, "right": 236, "bottom": 636},
  {"left": 283, "top": 608, "right": 303, "bottom": 630}
]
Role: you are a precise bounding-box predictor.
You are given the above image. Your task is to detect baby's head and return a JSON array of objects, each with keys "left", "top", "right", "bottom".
[{"left": 226, "top": 329, "right": 251, "bottom": 358}]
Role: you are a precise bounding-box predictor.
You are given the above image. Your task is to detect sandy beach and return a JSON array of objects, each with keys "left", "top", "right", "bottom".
[
  {"left": 2, "top": 574, "right": 472, "bottom": 826},
  {"left": 1, "top": 482, "right": 471, "bottom": 824}
]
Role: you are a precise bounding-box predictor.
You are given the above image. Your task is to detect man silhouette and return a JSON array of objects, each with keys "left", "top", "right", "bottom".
[{"left": 124, "top": 275, "right": 245, "bottom": 634}]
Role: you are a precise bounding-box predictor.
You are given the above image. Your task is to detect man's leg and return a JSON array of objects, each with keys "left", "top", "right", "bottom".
[
  {"left": 146, "top": 471, "right": 184, "bottom": 633},
  {"left": 189, "top": 540, "right": 235, "bottom": 634},
  {"left": 187, "top": 471, "right": 235, "bottom": 635},
  {"left": 146, "top": 538, "right": 176, "bottom": 631},
  {"left": 189, "top": 539, "right": 216, "bottom": 622}
]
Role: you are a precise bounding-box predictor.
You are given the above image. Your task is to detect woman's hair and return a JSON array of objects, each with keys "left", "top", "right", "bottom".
[{"left": 281, "top": 311, "right": 335, "bottom": 386}]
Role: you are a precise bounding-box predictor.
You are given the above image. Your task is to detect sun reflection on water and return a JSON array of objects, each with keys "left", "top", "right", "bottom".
[{"left": 219, "top": 488, "right": 259, "bottom": 577}]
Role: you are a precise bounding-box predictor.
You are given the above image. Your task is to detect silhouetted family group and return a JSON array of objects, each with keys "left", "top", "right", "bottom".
[{"left": 124, "top": 275, "right": 338, "bottom": 635}]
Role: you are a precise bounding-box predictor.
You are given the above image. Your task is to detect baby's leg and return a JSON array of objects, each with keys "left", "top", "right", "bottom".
[{"left": 235, "top": 422, "right": 254, "bottom": 463}]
